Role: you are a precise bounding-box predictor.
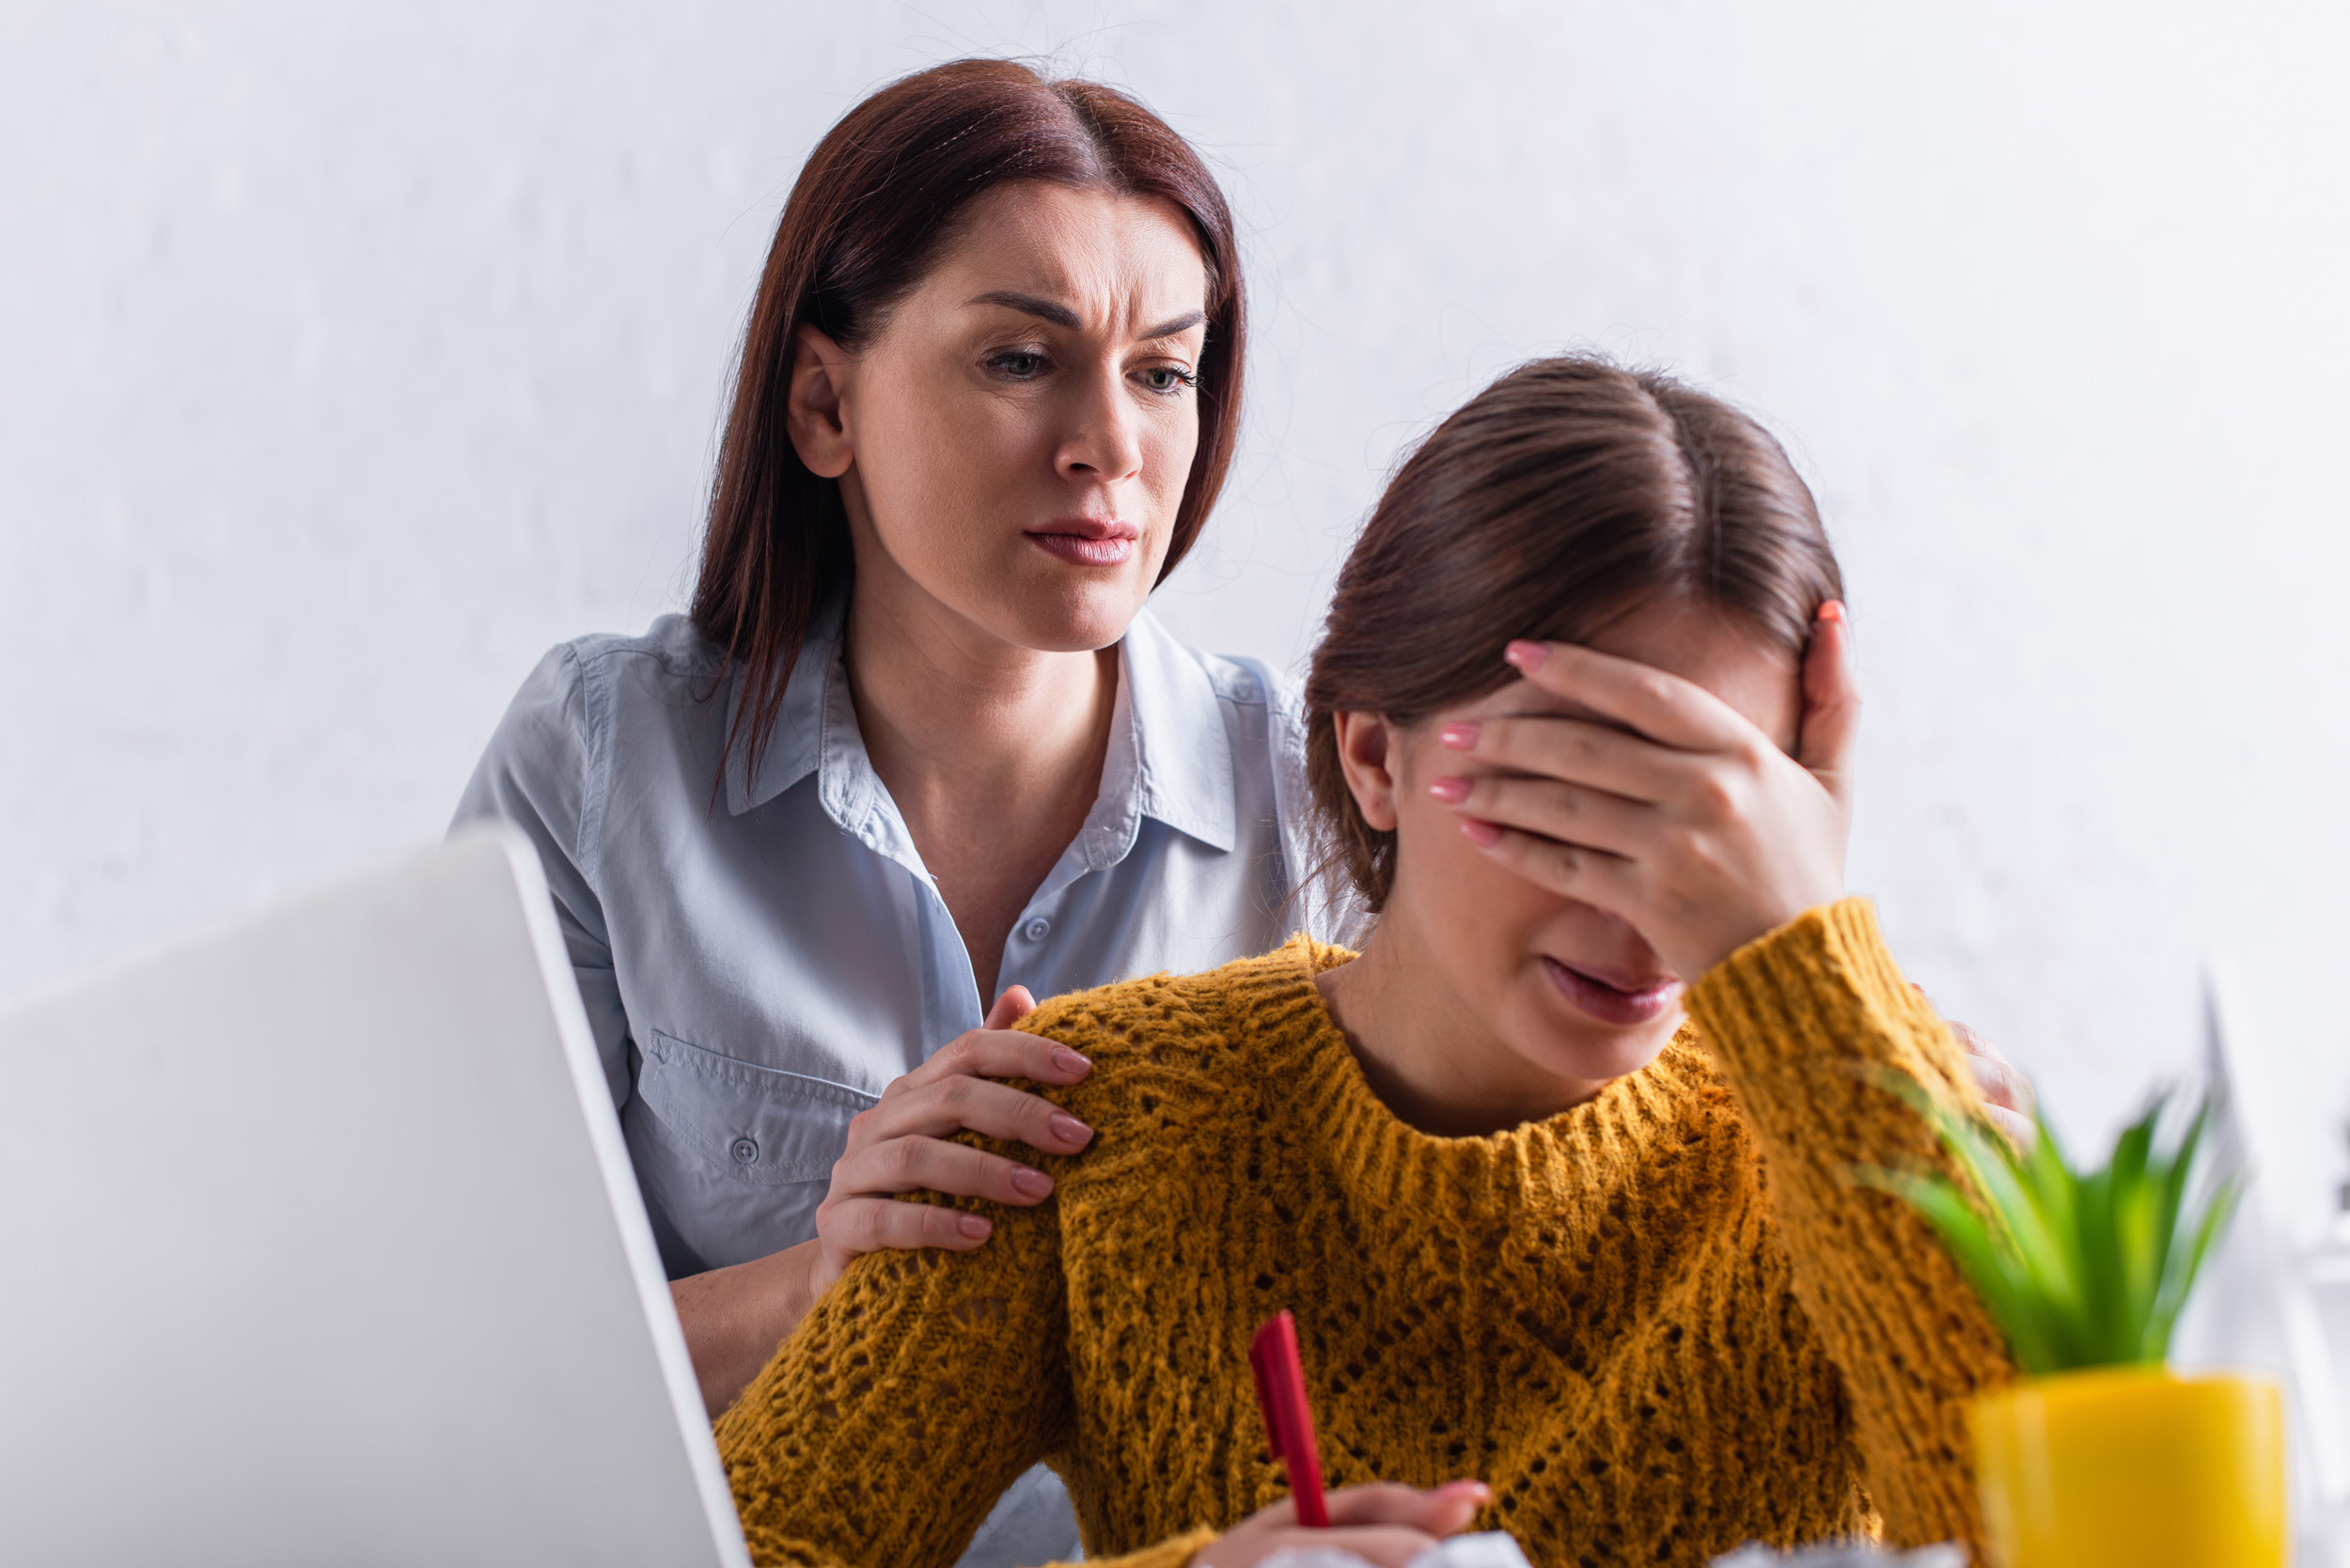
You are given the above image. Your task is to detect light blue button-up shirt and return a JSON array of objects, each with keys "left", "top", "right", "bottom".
[{"left": 454, "top": 596, "right": 1353, "bottom": 1277}]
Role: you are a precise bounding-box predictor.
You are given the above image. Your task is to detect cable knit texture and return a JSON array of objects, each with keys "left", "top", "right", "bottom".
[{"left": 715, "top": 899, "right": 2013, "bottom": 1567}]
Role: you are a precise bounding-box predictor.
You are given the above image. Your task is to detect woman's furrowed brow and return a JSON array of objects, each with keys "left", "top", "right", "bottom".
[
  {"left": 964, "top": 290, "right": 1205, "bottom": 341},
  {"left": 1138, "top": 309, "right": 1207, "bottom": 340},
  {"left": 965, "top": 290, "right": 1079, "bottom": 327}
]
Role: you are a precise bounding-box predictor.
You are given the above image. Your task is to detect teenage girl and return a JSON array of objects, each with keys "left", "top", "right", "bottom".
[{"left": 713, "top": 356, "right": 2016, "bottom": 1568}]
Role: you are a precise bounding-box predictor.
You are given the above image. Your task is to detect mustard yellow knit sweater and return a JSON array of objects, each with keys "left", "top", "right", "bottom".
[{"left": 716, "top": 900, "right": 2013, "bottom": 1568}]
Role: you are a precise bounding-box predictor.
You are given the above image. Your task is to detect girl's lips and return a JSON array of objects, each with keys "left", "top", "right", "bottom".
[{"left": 1540, "top": 956, "right": 1682, "bottom": 1027}]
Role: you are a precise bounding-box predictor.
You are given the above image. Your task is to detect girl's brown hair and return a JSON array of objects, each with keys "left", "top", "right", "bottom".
[
  {"left": 1305, "top": 355, "right": 1844, "bottom": 910},
  {"left": 691, "top": 59, "right": 1246, "bottom": 780}
]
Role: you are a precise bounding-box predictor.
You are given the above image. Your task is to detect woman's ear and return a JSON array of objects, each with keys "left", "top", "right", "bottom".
[
  {"left": 1332, "top": 711, "right": 1405, "bottom": 832},
  {"left": 784, "top": 324, "right": 855, "bottom": 478}
]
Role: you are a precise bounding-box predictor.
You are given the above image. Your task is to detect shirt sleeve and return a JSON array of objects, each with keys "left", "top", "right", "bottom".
[
  {"left": 448, "top": 644, "right": 633, "bottom": 1111},
  {"left": 1683, "top": 898, "right": 2015, "bottom": 1557}
]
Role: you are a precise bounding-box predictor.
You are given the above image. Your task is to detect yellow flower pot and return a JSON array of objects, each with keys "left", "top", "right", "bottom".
[{"left": 1968, "top": 1366, "right": 2285, "bottom": 1568}]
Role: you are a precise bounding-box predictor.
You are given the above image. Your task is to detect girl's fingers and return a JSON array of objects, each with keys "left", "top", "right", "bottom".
[
  {"left": 816, "top": 1193, "right": 993, "bottom": 1256},
  {"left": 1324, "top": 1480, "right": 1492, "bottom": 1530},
  {"left": 1504, "top": 638, "right": 1754, "bottom": 752},
  {"left": 1431, "top": 773, "right": 1651, "bottom": 857},
  {"left": 831, "top": 1133, "right": 1055, "bottom": 1206},
  {"left": 1796, "top": 602, "right": 1860, "bottom": 809},
  {"left": 1459, "top": 819, "right": 1642, "bottom": 925},
  {"left": 1199, "top": 1482, "right": 1491, "bottom": 1568},
  {"left": 1440, "top": 713, "right": 1686, "bottom": 804}
]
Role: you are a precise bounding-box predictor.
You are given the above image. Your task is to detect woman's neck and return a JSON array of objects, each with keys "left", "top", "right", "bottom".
[
  {"left": 842, "top": 568, "right": 1119, "bottom": 999},
  {"left": 1316, "top": 902, "right": 1614, "bottom": 1138}
]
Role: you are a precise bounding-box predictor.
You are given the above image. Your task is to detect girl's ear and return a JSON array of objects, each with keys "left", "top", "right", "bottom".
[
  {"left": 1331, "top": 711, "right": 1405, "bottom": 832},
  {"left": 784, "top": 324, "right": 856, "bottom": 478}
]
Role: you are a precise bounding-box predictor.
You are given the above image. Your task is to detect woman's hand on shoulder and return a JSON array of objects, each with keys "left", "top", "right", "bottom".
[
  {"left": 1435, "top": 604, "right": 1857, "bottom": 984},
  {"left": 807, "top": 986, "right": 1095, "bottom": 1297},
  {"left": 1196, "top": 1482, "right": 1491, "bottom": 1568},
  {"left": 1914, "top": 986, "right": 2037, "bottom": 1147}
]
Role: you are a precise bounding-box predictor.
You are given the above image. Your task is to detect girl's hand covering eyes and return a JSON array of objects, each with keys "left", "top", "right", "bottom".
[
  {"left": 1196, "top": 1481, "right": 1492, "bottom": 1568},
  {"left": 1435, "top": 603, "right": 1858, "bottom": 985}
]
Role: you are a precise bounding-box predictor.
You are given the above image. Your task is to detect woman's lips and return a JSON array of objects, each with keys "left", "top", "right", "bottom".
[
  {"left": 1026, "top": 518, "right": 1138, "bottom": 568},
  {"left": 1540, "top": 956, "right": 1683, "bottom": 1027}
]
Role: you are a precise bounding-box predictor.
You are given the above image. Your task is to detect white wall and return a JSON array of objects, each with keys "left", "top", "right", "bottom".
[{"left": 6, "top": 2, "right": 2348, "bottom": 1238}]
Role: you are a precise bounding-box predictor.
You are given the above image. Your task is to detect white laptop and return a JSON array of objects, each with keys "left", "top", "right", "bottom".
[{"left": 0, "top": 824, "right": 751, "bottom": 1567}]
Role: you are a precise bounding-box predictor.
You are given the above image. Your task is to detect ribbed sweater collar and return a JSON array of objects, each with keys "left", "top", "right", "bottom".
[{"left": 1230, "top": 933, "right": 1708, "bottom": 1216}]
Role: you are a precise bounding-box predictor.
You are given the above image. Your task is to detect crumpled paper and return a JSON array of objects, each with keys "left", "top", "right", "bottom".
[
  {"left": 1708, "top": 1544, "right": 1966, "bottom": 1567},
  {"left": 1259, "top": 1535, "right": 1964, "bottom": 1568},
  {"left": 1261, "top": 1531, "right": 1532, "bottom": 1568}
]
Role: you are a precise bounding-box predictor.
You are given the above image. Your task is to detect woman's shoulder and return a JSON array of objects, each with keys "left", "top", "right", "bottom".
[
  {"left": 1124, "top": 606, "right": 1291, "bottom": 725},
  {"left": 483, "top": 616, "right": 732, "bottom": 767},
  {"left": 554, "top": 614, "right": 729, "bottom": 694},
  {"left": 455, "top": 616, "right": 734, "bottom": 854}
]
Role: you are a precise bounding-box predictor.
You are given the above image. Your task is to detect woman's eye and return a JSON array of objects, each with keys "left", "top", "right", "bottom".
[
  {"left": 989, "top": 352, "right": 1047, "bottom": 379},
  {"left": 1137, "top": 366, "right": 1198, "bottom": 395}
]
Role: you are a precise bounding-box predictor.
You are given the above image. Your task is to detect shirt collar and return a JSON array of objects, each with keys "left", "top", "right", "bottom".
[
  {"left": 722, "top": 597, "right": 838, "bottom": 818},
  {"left": 1111, "top": 605, "right": 1237, "bottom": 855},
  {"left": 723, "top": 600, "right": 1238, "bottom": 858}
]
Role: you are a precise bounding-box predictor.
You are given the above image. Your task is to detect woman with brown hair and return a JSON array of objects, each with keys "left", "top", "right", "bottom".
[
  {"left": 454, "top": 57, "right": 1340, "bottom": 1563},
  {"left": 713, "top": 356, "right": 2017, "bottom": 1567}
]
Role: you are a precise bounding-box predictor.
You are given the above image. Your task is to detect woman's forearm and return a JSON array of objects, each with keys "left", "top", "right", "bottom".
[{"left": 671, "top": 1238, "right": 822, "bottom": 1419}]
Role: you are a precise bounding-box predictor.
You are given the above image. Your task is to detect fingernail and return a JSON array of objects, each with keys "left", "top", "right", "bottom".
[
  {"left": 1819, "top": 600, "right": 1846, "bottom": 624},
  {"left": 1459, "top": 819, "right": 1501, "bottom": 848},
  {"left": 1049, "top": 1112, "right": 1093, "bottom": 1145},
  {"left": 1438, "top": 722, "right": 1480, "bottom": 750},
  {"left": 1010, "top": 1167, "right": 1055, "bottom": 1200},
  {"left": 1503, "top": 639, "right": 1548, "bottom": 669},
  {"left": 1428, "top": 776, "right": 1470, "bottom": 805},
  {"left": 957, "top": 1213, "right": 992, "bottom": 1240},
  {"left": 1436, "top": 1479, "right": 1492, "bottom": 1500},
  {"left": 1051, "top": 1045, "right": 1092, "bottom": 1074}
]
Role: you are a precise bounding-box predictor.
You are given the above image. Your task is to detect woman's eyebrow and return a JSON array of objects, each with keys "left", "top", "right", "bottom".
[
  {"left": 965, "top": 290, "right": 1205, "bottom": 341},
  {"left": 1138, "top": 309, "right": 1207, "bottom": 339},
  {"left": 967, "top": 290, "right": 1079, "bottom": 327}
]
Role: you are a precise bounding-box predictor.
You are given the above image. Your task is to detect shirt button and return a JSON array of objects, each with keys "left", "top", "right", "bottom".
[
  {"left": 1023, "top": 917, "right": 1052, "bottom": 942},
  {"left": 729, "top": 1137, "right": 760, "bottom": 1166}
]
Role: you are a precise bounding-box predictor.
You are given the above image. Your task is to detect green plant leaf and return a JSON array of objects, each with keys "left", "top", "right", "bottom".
[{"left": 1854, "top": 1074, "right": 2240, "bottom": 1373}]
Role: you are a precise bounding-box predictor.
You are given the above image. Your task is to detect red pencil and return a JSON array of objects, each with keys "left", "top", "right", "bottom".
[{"left": 1248, "top": 1310, "right": 1329, "bottom": 1527}]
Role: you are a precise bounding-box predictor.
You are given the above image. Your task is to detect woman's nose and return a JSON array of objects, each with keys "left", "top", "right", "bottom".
[{"left": 1056, "top": 371, "right": 1145, "bottom": 484}]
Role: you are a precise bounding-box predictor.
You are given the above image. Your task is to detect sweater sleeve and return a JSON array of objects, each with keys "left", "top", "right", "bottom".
[
  {"left": 710, "top": 1100, "right": 1220, "bottom": 1568},
  {"left": 1683, "top": 897, "right": 2014, "bottom": 1554}
]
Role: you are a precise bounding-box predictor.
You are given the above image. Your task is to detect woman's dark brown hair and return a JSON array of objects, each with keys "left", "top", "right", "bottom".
[
  {"left": 690, "top": 58, "right": 1246, "bottom": 781},
  {"left": 1305, "top": 354, "right": 1844, "bottom": 910}
]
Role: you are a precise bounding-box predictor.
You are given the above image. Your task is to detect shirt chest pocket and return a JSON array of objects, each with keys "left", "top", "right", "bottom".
[{"left": 634, "top": 1028, "right": 881, "bottom": 1186}]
